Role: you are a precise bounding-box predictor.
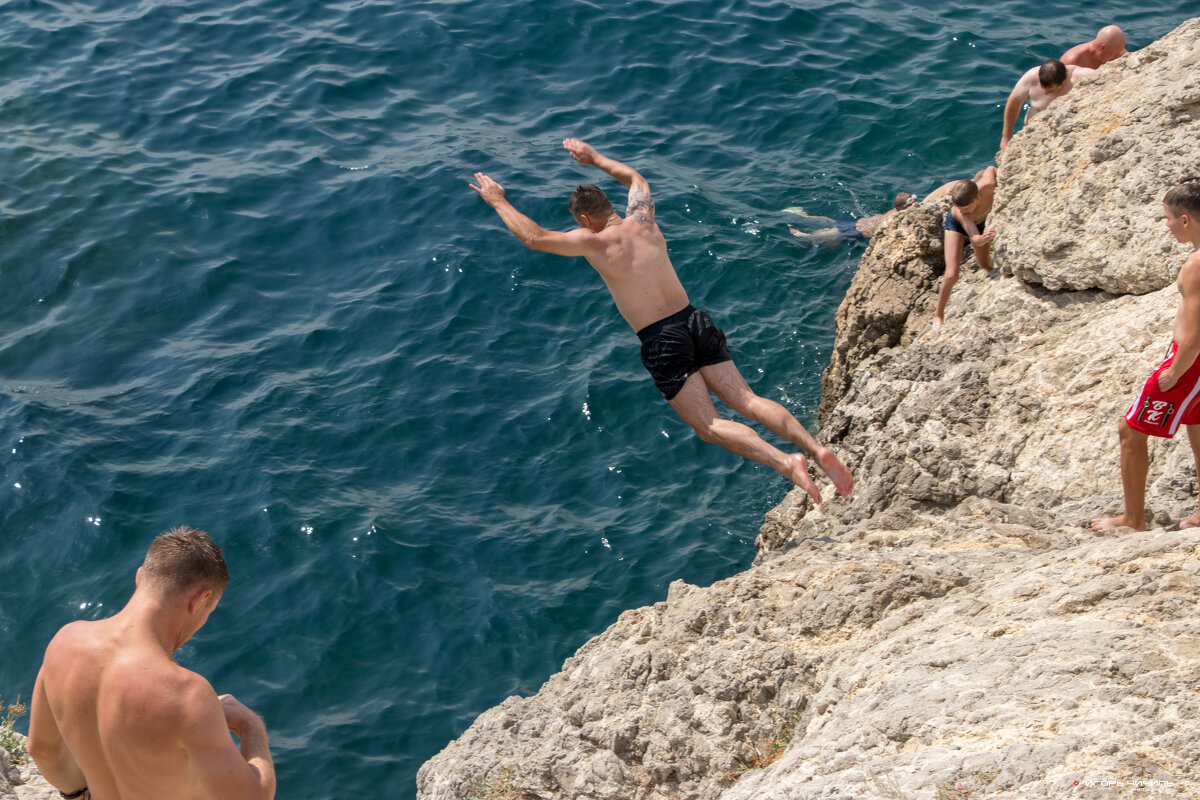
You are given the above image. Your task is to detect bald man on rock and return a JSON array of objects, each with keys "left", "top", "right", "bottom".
[{"left": 1062, "top": 25, "right": 1127, "bottom": 69}]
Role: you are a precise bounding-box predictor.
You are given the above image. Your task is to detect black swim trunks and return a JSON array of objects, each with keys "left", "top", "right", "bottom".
[
  {"left": 637, "top": 305, "right": 732, "bottom": 400},
  {"left": 944, "top": 209, "right": 985, "bottom": 238},
  {"left": 835, "top": 217, "right": 866, "bottom": 242}
]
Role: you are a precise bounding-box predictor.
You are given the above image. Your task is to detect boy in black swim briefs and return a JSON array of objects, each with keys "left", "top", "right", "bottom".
[{"left": 931, "top": 167, "right": 997, "bottom": 330}]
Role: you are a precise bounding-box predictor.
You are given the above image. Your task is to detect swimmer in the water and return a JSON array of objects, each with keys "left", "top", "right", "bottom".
[{"left": 789, "top": 192, "right": 918, "bottom": 247}]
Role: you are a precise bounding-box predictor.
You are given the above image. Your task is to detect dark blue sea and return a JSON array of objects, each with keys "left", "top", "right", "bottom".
[{"left": 0, "top": 1, "right": 1190, "bottom": 796}]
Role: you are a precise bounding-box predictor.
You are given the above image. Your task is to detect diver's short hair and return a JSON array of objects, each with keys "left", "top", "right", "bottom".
[
  {"left": 141, "top": 527, "right": 229, "bottom": 597},
  {"left": 568, "top": 184, "right": 613, "bottom": 218},
  {"left": 893, "top": 192, "right": 916, "bottom": 211},
  {"left": 1165, "top": 182, "right": 1200, "bottom": 219},
  {"left": 950, "top": 180, "right": 979, "bottom": 207},
  {"left": 1038, "top": 59, "right": 1067, "bottom": 89}
]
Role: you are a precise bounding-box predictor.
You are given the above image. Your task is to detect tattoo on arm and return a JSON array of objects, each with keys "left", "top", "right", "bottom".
[{"left": 626, "top": 185, "right": 654, "bottom": 225}]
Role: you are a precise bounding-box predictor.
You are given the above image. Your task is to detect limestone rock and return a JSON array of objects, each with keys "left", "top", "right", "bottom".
[
  {"left": 726, "top": 525, "right": 1200, "bottom": 800},
  {"left": 0, "top": 749, "right": 14, "bottom": 799},
  {"left": 419, "top": 505, "right": 1200, "bottom": 799},
  {"left": 801, "top": 280, "right": 1185, "bottom": 541},
  {"left": 818, "top": 201, "right": 949, "bottom": 423},
  {"left": 993, "top": 17, "right": 1200, "bottom": 294},
  {"left": 0, "top": 737, "right": 56, "bottom": 800}
]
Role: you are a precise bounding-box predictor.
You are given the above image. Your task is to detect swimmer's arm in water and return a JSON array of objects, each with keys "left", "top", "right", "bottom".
[
  {"left": 563, "top": 138, "right": 655, "bottom": 225},
  {"left": 471, "top": 172, "right": 600, "bottom": 257}
]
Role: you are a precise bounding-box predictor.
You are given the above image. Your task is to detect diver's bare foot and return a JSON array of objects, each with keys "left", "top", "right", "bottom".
[
  {"left": 1091, "top": 514, "right": 1146, "bottom": 532},
  {"left": 814, "top": 447, "right": 853, "bottom": 498},
  {"left": 784, "top": 453, "right": 822, "bottom": 505},
  {"left": 931, "top": 314, "right": 943, "bottom": 331},
  {"left": 1179, "top": 513, "right": 1200, "bottom": 530}
]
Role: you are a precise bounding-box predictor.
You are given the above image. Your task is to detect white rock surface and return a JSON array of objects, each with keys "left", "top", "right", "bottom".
[{"left": 993, "top": 18, "right": 1200, "bottom": 294}]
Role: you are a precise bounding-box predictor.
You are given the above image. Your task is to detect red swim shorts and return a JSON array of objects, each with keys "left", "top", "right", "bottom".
[{"left": 1125, "top": 340, "right": 1200, "bottom": 438}]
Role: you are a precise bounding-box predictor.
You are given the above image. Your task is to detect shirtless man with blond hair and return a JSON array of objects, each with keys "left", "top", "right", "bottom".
[
  {"left": 471, "top": 139, "right": 853, "bottom": 502},
  {"left": 1000, "top": 59, "right": 1094, "bottom": 149},
  {"left": 29, "top": 527, "right": 275, "bottom": 800},
  {"left": 1062, "top": 25, "right": 1127, "bottom": 70},
  {"left": 1094, "top": 183, "right": 1200, "bottom": 532}
]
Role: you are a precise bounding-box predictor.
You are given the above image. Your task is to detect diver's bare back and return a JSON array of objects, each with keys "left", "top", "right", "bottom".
[{"left": 585, "top": 196, "right": 690, "bottom": 332}]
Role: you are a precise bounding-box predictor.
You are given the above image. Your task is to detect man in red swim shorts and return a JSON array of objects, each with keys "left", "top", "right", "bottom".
[
  {"left": 1094, "top": 182, "right": 1200, "bottom": 531},
  {"left": 1125, "top": 342, "right": 1200, "bottom": 437}
]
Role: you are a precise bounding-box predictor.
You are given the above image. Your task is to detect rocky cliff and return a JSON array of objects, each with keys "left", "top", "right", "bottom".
[
  {"left": 1, "top": 736, "right": 58, "bottom": 800},
  {"left": 418, "top": 18, "right": 1200, "bottom": 800}
]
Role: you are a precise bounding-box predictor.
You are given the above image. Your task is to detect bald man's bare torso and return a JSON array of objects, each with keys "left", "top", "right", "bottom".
[{"left": 1060, "top": 42, "right": 1102, "bottom": 69}]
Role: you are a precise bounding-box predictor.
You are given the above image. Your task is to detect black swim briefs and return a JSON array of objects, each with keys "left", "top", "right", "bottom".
[
  {"left": 944, "top": 209, "right": 985, "bottom": 238},
  {"left": 636, "top": 305, "right": 732, "bottom": 400},
  {"left": 835, "top": 217, "right": 866, "bottom": 242}
]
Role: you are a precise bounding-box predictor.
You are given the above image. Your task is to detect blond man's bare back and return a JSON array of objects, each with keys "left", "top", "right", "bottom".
[{"left": 37, "top": 621, "right": 230, "bottom": 800}]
